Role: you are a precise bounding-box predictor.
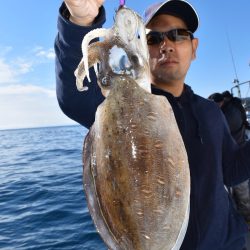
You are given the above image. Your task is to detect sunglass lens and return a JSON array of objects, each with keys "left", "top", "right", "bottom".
[
  {"left": 166, "top": 30, "right": 176, "bottom": 42},
  {"left": 171, "top": 29, "right": 193, "bottom": 41},
  {"left": 146, "top": 32, "right": 163, "bottom": 45}
]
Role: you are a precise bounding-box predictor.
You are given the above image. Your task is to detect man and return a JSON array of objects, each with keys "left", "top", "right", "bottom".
[
  {"left": 221, "top": 91, "right": 250, "bottom": 145},
  {"left": 208, "top": 90, "right": 250, "bottom": 145},
  {"left": 55, "top": 0, "right": 250, "bottom": 249},
  {"left": 209, "top": 91, "right": 250, "bottom": 249},
  {"left": 220, "top": 91, "right": 250, "bottom": 227}
]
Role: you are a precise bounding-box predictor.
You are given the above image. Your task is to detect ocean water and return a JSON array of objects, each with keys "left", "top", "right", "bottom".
[{"left": 0, "top": 125, "right": 106, "bottom": 250}]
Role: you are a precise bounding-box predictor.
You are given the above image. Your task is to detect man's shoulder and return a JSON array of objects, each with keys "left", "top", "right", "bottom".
[
  {"left": 184, "top": 85, "right": 212, "bottom": 105},
  {"left": 192, "top": 93, "right": 223, "bottom": 118},
  {"left": 231, "top": 97, "right": 244, "bottom": 107},
  {"left": 194, "top": 92, "right": 217, "bottom": 107}
]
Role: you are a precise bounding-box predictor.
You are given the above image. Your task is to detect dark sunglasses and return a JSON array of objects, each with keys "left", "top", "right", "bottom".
[{"left": 146, "top": 28, "right": 194, "bottom": 45}]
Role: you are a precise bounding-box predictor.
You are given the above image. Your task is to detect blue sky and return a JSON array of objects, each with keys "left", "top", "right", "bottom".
[{"left": 0, "top": 0, "right": 249, "bottom": 129}]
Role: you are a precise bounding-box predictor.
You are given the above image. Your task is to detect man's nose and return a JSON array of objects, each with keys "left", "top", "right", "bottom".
[{"left": 159, "top": 39, "right": 174, "bottom": 54}]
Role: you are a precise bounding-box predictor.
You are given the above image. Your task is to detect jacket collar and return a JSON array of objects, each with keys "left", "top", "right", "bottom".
[{"left": 151, "top": 84, "right": 194, "bottom": 102}]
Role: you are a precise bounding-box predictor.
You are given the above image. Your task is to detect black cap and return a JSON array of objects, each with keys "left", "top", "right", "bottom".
[
  {"left": 143, "top": 0, "right": 199, "bottom": 33},
  {"left": 208, "top": 93, "right": 224, "bottom": 103}
]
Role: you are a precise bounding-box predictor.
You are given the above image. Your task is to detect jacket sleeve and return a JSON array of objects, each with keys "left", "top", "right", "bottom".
[{"left": 54, "top": 3, "right": 106, "bottom": 129}]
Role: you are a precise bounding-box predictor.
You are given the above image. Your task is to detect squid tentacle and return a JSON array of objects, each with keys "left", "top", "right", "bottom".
[
  {"left": 75, "top": 42, "right": 103, "bottom": 91},
  {"left": 81, "top": 28, "right": 111, "bottom": 82}
]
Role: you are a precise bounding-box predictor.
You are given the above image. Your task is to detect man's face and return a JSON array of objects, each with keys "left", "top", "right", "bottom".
[{"left": 146, "top": 14, "right": 198, "bottom": 90}]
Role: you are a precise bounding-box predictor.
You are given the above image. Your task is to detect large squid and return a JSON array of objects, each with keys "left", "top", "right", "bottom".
[{"left": 76, "top": 6, "right": 190, "bottom": 250}]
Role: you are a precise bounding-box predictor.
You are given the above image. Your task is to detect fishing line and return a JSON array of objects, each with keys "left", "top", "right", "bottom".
[
  {"left": 226, "top": 30, "right": 239, "bottom": 83},
  {"left": 225, "top": 29, "right": 241, "bottom": 98}
]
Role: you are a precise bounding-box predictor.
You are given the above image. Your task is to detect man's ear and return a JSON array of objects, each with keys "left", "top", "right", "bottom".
[{"left": 191, "top": 38, "right": 199, "bottom": 60}]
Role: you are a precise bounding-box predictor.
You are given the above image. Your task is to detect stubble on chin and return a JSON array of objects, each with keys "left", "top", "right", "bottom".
[{"left": 151, "top": 64, "right": 178, "bottom": 85}]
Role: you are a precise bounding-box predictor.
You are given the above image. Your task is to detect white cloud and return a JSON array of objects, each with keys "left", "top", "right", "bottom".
[
  {"left": 0, "top": 45, "right": 72, "bottom": 130},
  {"left": 0, "top": 57, "right": 34, "bottom": 84},
  {"left": 34, "top": 47, "right": 55, "bottom": 60},
  {"left": 0, "top": 92, "right": 76, "bottom": 130},
  {"left": 0, "top": 45, "right": 55, "bottom": 85},
  {"left": 0, "top": 82, "right": 74, "bottom": 130},
  {"left": 0, "top": 84, "right": 55, "bottom": 98},
  {"left": 15, "top": 59, "right": 34, "bottom": 74},
  {"left": 0, "top": 58, "right": 17, "bottom": 84}
]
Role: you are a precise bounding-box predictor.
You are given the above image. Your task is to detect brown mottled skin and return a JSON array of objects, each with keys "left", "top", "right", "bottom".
[{"left": 83, "top": 75, "right": 190, "bottom": 250}]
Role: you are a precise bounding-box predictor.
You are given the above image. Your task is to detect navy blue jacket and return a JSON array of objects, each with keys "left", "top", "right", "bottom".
[{"left": 55, "top": 3, "right": 250, "bottom": 249}]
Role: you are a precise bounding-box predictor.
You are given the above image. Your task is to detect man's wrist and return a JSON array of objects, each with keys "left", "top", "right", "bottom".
[{"left": 69, "top": 16, "right": 93, "bottom": 26}]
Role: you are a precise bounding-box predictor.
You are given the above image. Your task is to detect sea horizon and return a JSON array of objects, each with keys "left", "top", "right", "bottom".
[{"left": 0, "top": 123, "right": 80, "bottom": 132}]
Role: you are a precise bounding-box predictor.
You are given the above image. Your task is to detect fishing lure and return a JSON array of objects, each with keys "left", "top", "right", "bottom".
[{"left": 120, "top": 0, "right": 125, "bottom": 7}]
